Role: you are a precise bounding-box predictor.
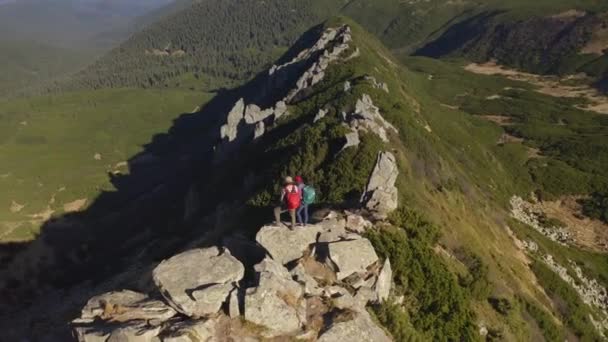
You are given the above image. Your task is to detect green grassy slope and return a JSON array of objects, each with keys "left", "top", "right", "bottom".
[
  {"left": 61, "top": 0, "right": 608, "bottom": 94},
  {"left": 0, "top": 40, "right": 95, "bottom": 98},
  {"left": 0, "top": 88, "right": 208, "bottom": 241},
  {"left": 65, "top": 0, "right": 345, "bottom": 91},
  {"left": 215, "top": 17, "right": 607, "bottom": 339}
]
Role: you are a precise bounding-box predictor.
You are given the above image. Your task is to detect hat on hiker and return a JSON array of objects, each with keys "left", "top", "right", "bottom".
[
  {"left": 295, "top": 176, "right": 303, "bottom": 183},
  {"left": 284, "top": 176, "right": 294, "bottom": 184}
]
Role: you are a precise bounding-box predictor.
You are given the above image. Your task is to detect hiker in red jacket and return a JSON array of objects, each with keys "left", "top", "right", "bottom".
[{"left": 274, "top": 176, "right": 301, "bottom": 229}]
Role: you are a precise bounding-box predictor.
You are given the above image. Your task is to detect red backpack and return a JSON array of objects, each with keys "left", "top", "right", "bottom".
[{"left": 285, "top": 185, "right": 301, "bottom": 210}]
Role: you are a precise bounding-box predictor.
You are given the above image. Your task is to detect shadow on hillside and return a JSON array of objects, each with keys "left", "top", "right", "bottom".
[
  {"left": 0, "top": 24, "right": 326, "bottom": 340},
  {"left": 414, "top": 10, "right": 504, "bottom": 58}
]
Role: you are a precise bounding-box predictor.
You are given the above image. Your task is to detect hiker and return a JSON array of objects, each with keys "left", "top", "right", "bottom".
[
  {"left": 295, "top": 176, "right": 315, "bottom": 226},
  {"left": 274, "top": 176, "right": 300, "bottom": 229}
]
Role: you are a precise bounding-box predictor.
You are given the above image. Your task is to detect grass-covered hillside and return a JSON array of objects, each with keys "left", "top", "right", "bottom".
[
  {"left": 3, "top": 17, "right": 607, "bottom": 341},
  {"left": 64, "top": 0, "right": 345, "bottom": 91},
  {"left": 0, "top": 40, "right": 95, "bottom": 98},
  {"left": 58, "top": 0, "right": 608, "bottom": 95},
  {"left": 0, "top": 87, "right": 208, "bottom": 241},
  {"left": 0, "top": 0, "right": 189, "bottom": 98}
]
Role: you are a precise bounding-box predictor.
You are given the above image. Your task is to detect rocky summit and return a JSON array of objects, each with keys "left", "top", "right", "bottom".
[{"left": 72, "top": 211, "right": 394, "bottom": 341}]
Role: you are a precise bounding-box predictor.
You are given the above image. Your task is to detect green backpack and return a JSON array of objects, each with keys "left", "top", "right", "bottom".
[{"left": 302, "top": 185, "right": 316, "bottom": 205}]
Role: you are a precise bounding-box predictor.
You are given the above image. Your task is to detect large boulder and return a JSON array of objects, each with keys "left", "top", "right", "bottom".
[
  {"left": 220, "top": 98, "right": 245, "bottom": 142},
  {"left": 345, "top": 212, "right": 372, "bottom": 233},
  {"left": 375, "top": 258, "right": 392, "bottom": 302},
  {"left": 244, "top": 104, "right": 274, "bottom": 124},
  {"left": 317, "top": 312, "right": 392, "bottom": 342},
  {"left": 344, "top": 94, "right": 397, "bottom": 143},
  {"left": 360, "top": 152, "right": 398, "bottom": 219},
  {"left": 256, "top": 225, "right": 322, "bottom": 265},
  {"left": 73, "top": 320, "right": 161, "bottom": 342},
  {"left": 161, "top": 319, "right": 217, "bottom": 342},
  {"left": 244, "top": 258, "right": 304, "bottom": 336},
  {"left": 79, "top": 290, "right": 176, "bottom": 323},
  {"left": 326, "top": 238, "right": 379, "bottom": 280},
  {"left": 153, "top": 247, "right": 244, "bottom": 317},
  {"left": 290, "top": 263, "right": 322, "bottom": 296}
]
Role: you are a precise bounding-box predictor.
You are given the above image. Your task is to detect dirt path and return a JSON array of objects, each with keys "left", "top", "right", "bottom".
[
  {"left": 538, "top": 196, "right": 608, "bottom": 252},
  {"left": 465, "top": 62, "right": 608, "bottom": 114}
]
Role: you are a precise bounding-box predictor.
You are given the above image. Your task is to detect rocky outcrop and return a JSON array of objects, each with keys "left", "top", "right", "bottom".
[
  {"left": 73, "top": 320, "right": 161, "bottom": 342},
  {"left": 342, "top": 131, "right": 361, "bottom": 150},
  {"left": 72, "top": 290, "right": 177, "bottom": 342},
  {"left": 344, "top": 94, "right": 398, "bottom": 143},
  {"left": 216, "top": 25, "right": 356, "bottom": 156},
  {"left": 365, "top": 75, "right": 389, "bottom": 93},
  {"left": 318, "top": 311, "right": 392, "bottom": 342},
  {"left": 152, "top": 247, "right": 244, "bottom": 317},
  {"left": 161, "top": 319, "right": 216, "bottom": 342},
  {"left": 79, "top": 290, "right": 176, "bottom": 323},
  {"left": 244, "top": 258, "right": 305, "bottom": 336},
  {"left": 73, "top": 210, "right": 394, "bottom": 341},
  {"left": 361, "top": 152, "right": 399, "bottom": 218},
  {"left": 542, "top": 254, "right": 608, "bottom": 312},
  {"left": 539, "top": 254, "right": 608, "bottom": 335},
  {"left": 244, "top": 104, "right": 274, "bottom": 124},
  {"left": 220, "top": 99, "right": 245, "bottom": 142},
  {"left": 314, "top": 108, "right": 328, "bottom": 122},
  {"left": 510, "top": 196, "right": 572, "bottom": 245},
  {"left": 345, "top": 212, "right": 373, "bottom": 233},
  {"left": 375, "top": 258, "right": 392, "bottom": 302},
  {"left": 256, "top": 224, "right": 322, "bottom": 265},
  {"left": 326, "top": 238, "right": 379, "bottom": 280}
]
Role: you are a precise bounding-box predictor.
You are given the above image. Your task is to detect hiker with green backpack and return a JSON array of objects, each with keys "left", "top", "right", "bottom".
[{"left": 295, "top": 175, "right": 315, "bottom": 226}]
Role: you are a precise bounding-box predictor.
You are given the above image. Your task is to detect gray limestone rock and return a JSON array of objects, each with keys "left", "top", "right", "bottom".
[
  {"left": 244, "top": 104, "right": 274, "bottom": 124},
  {"left": 344, "top": 81, "right": 351, "bottom": 92},
  {"left": 342, "top": 130, "right": 360, "bottom": 150},
  {"left": 107, "top": 321, "right": 161, "bottom": 342},
  {"left": 274, "top": 101, "right": 288, "bottom": 119},
  {"left": 345, "top": 213, "right": 372, "bottom": 233},
  {"left": 314, "top": 108, "right": 328, "bottom": 123},
  {"left": 228, "top": 288, "right": 240, "bottom": 318},
  {"left": 153, "top": 247, "right": 244, "bottom": 317},
  {"left": 74, "top": 320, "right": 162, "bottom": 342},
  {"left": 326, "top": 239, "right": 379, "bottom": 280},
  {"left": 290, "top": 263, "right": 322, "bottom": 296},
  {"left": 161, "top": 319, "right": 216, "bottom": 342},
  {"left": 244, "top": 258, "right": 304, "bottom": 336},
  {"left": 79, "top": 290, "right": 176, "bottom": 323},
  {"left": 360, "top": 152, "right": 398, "bottom": 219},
  {"left": 344, "top": 94, "right": 397, "bottom": 143},
  {"left": 355, "top": 286, "right": 378, "bottom": 307},
  {"left": 317, "top": 312, "right": 392, "bottom": 342},
  {"left": 254, "top": 121, "right": 265, "bottom": 139},
  {"left": 220, "top": 99, "right": 245, "bottom": 142},
  {"left": 375, "top": 258, "right": 392, "bottom": 303},
  {"left": 256, "top": 225, "right": 322, "bottom": 265}
]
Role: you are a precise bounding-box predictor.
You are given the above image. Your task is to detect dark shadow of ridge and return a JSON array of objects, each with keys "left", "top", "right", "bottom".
[{"left": 0, "top": 23, "right": 327, "bottom": 340}]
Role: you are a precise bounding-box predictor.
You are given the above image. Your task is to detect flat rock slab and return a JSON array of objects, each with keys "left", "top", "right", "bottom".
[
  {"left": 256, "top": 225, "right": 322, "bottom": 265},
  {"left": 79, "top": 290, "right": 176, "bottom": 323},
  {"left": 74, "top": 320, "right": 161, "bottom": 342},
  {"left": 153, "top": 247, "right": 244, "bottom": 317},
  {"left": 318, "top": 312, "right": 392, "bottom": 342},
  {"left": 327, "top": 238, "right": 379, "bottom": 280}
]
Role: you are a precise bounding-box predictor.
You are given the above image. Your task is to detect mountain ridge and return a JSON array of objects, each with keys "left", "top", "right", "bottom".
[{"left": 2, "top": 5, "right": 608, "bottom": 341}]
